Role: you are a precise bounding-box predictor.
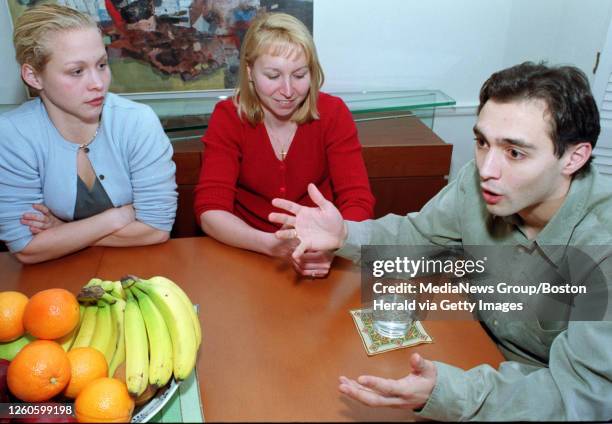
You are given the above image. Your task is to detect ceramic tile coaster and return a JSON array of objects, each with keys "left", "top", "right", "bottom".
[{"left": 350, "top": 308, "right": 433, "bottom": 356}]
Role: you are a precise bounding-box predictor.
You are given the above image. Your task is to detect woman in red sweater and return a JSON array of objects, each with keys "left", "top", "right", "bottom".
[{"left": 194, "top": 12, "right": 374, "bottom": 278}]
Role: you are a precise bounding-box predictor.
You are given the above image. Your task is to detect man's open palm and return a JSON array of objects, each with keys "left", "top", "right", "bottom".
[{"left": 270, "top": 183, "right": 346, "bottom": 259}]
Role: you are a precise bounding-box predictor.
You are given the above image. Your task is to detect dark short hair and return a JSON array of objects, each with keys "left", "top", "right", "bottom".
[{"left": 478, "top": 62, "right": 600, "bottom": 169}]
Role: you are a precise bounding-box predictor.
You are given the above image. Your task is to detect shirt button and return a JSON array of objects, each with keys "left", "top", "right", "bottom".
[
  {"left": 279, "top": 163, "right": 285, "bottom": 171},
  {"left": 279, "top": 187, "right": 286, "bottom": 195},
  {"left": 99, "top": 175, "right": 105, "bottom": 180},
  {"left": 493, "top": 319, "right": 499, "bottom": 326}
]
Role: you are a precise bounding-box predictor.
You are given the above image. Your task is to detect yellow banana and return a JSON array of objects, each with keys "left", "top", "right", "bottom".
[
  {"left": 124, "top": 289, "right": 149, "bottom": 396},
  {"left": 135, "top": 279, "right": 197, "bottom": 380},
  {"left": 71, "top": 304, "right": 98, "bottom": 349},
  {"left": 105, "top": 298, "right": 120, "bottom": 365},
  {"left": 108, "top": 297, "right": 126, "bottom": 377},
  {"left": 147, "top": 276, "right": 202, "bottom": 349},
  {"left": 89, "top": 301, "right": 116, "bottom": 364},
  {"left": 57, "top": 304, "right": 85, "bottom": 351},
  {"left": 133, "top": 286, "right": 173, "bottom": 388}
]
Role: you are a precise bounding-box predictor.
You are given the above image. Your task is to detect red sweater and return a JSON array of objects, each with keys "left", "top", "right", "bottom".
[{"left": 194, "top": 92, "right": 375, "bottom": 232}]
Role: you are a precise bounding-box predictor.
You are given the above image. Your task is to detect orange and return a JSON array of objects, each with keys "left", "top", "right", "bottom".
[
  {"left": 7, "top": 339, "right": 71, "bottom": 402},
  {"left": 0, "top": 291, "right": 29, "bottom": 342},
  {"left": 23, "top": 288, "right": 80, "bottom": 339},
  {"left": 64, "top": 347, "right": 109, "bottom": 399},
  {"left": 75, "top": 377, "right": 135, "bottom": 423}
]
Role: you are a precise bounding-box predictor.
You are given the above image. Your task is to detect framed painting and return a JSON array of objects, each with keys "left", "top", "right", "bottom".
[{"left": 6, "top": 0, "right": 313, "bottom": 97}]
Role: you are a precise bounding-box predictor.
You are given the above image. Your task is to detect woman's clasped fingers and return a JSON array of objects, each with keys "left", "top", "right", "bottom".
[
  {"left": 275, "top": 226, "right": 299, "bottom": 241},
  {"left": 21, "top": 213, "right": 45, "bottom": 223},
  {"left": 21, "top": 213, "right": 48, "bottom": 227},
  {"left": 31, "top": 203, "right": 51, "bottom": 215},
  {"left": 21, "top": 214, "right": 49, "bottom": 234}
]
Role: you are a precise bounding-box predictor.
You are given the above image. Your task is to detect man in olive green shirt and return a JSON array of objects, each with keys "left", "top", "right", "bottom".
[{"left": 269, "top": 62, "right": 612, "bottom": 421}]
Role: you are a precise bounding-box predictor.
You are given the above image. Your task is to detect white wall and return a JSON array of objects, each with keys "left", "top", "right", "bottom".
[
  {"left": 0, "top": 2, "right": 24, "bottom": 105},
  {"left": 314, "top": 0, "right": 612, "bottom": 177},
  {"left": 2, "top": 0, "right": 612, "bottom": 176}
]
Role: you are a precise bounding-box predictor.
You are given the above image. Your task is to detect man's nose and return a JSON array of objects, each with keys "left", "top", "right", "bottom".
[{"left": 479, "top": 150, "right": 502, "bottom": 180}]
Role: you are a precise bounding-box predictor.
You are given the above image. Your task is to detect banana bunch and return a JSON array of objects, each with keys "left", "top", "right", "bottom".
[
  {"left": 121, "top": 276, "right": 201, "bottom": 396},
  {"left": 68, "top": 276, "right": 201, "bottom": 398},
  {"left": 69, "top": 280, "right": 127, "bottom": 378}
]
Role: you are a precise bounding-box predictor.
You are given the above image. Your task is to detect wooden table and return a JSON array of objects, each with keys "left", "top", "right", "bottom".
[{"left": 2, "top": 237, "right": 503, "bottom": 421}]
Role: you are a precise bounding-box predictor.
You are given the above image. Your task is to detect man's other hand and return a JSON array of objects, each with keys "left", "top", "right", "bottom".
[{"left": 338, "top": 353, "right": 437, "bottom": 410}]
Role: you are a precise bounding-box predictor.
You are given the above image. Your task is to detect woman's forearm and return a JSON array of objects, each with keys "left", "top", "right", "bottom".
[
  {"left": 94, "top": 221, "right": 169, "bottom": 247},
  {"left": 200, "top": 210, "right": 275, "bottom": 255},
  {"left": 15, "top": 208, "right": 132, "bottom": 264}
]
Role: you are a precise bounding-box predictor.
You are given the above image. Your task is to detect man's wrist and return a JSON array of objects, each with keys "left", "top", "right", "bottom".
[
  {"left": 339, "top": 221, "right": 349, "bottom": 249},
  {"left": 333, "top": 221, "right": 349, "bottom": 251}
]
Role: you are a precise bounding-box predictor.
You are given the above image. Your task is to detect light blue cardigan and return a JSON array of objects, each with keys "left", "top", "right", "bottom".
[{"left": 0, "top": 93, "right": 177, "bottom": 253}]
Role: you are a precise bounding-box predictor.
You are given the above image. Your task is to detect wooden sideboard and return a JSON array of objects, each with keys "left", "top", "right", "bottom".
[
  {"left": 171, "top": 115, "right": 452, "bottom": 238},
  {"left": 357, "top": 116, "right": 452, "bottom": 218}
]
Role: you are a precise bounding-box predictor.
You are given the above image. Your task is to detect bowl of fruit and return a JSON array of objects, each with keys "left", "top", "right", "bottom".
[{"left": 0, "top": 276, "right": 201, "bottom": 423}]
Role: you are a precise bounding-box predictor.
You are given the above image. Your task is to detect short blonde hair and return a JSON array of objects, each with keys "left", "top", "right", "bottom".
[
  {"left": 234, "top": 12, "right": 324, "bottom": 125},
  {"left": 13, "top": 4, "right": 98, "bottom": 72}
]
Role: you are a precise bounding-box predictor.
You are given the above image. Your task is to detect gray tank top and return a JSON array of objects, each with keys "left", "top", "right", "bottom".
[{"left": 73, "top": 175, "right": 114, "bottom": 220}]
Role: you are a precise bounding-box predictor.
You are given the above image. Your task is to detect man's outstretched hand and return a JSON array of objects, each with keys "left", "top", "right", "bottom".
[
  {"left": 269, "top": 183, "right": 346, "bottom": 259},
  {"left": 338, "top": 353, "right": 437, "bottom": 410}
]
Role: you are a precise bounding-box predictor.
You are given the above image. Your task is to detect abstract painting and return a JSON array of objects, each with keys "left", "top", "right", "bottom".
[{"left": 7, "top": 0, "right": 313, "bottom": 94}]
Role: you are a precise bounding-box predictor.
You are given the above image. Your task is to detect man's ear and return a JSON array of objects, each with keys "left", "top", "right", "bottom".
[
  {"left": 21, "top": 64, "right": 43, "bottom": 91},
  {"left": 562, "top": 142, "right": 592, "bottom": 175}
]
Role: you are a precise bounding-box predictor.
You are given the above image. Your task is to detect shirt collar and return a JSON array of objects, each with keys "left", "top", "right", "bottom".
[{"left": 502, "top": 168, "right": 595, "bottom": 266}]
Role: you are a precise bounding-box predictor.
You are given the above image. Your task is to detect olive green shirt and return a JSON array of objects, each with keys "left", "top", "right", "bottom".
[{"left": 338, "top": 160, "right": 612, "bottom": 421}]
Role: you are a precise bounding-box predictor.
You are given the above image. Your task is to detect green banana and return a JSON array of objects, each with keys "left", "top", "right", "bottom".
[
  {"left": 71, "top": 304, "right": 98, "bottom": 348},
  {"left": 124, "top": 289, "right": 149, "bottom": 396},
  {"left": 77, "top": 286, "right": 116, "bottom": 305},
  {"left": 108, "top": 297, "right": 126, "bottom": 377},
  {"left": 109, "top": 280, "right": 126, "bottom": 300},
  {"left": 0, "top": 334, "right": 35, "bottom": 360},
  {"left": 89, "top": 301, "right": 116, "bottom": 364},
  {"left": 134, "top": 279, "right": 197, "bottom": 380},
  {"left": 147, "top": 276, "right": 202, "bottom": 349},
  {"left": 82, "top": 278, "right": 123, "bottom": 299},
  {"left": 133, "top": 286, "right": 173, "bottom": 388},
  {"left": 84, "top": 278, "right": 103, "bottom": 288}
]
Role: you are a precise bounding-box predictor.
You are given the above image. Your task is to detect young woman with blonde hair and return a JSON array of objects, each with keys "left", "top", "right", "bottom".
[
  {"left": 0, "top": 4, "right": 177, "bottom": 263},
  {"left": 194, "top": 12, "right": 374, "bottom": 278}
]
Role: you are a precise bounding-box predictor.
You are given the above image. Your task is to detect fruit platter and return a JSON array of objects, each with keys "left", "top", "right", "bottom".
[{"left": 0, "top": 276, "right": 202, "bottom": 423}]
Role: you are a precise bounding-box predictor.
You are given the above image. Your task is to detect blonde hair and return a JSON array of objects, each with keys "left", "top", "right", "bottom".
[
  {"left": 13, "top": 4, "right": 98, "bottom": 72},
  {"left": 234, "top": 12, "right": 324, "bottom": 125}
]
